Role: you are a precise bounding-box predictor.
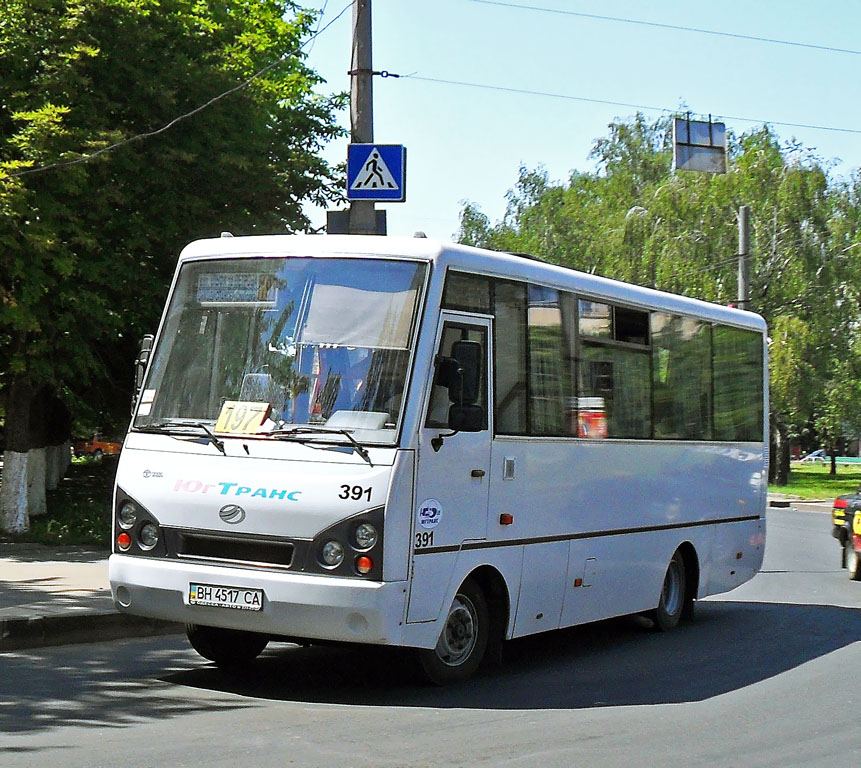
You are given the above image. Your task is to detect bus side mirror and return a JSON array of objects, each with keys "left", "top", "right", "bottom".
[
  {"left": 132, "top": 334, "right": 154, "bottom": 413},
  {"left": 431, "top": 340, "right": 485, "bottom": 451},
  {"left": 449, "top": 404, "right": 484, "bottom": 432},
  {"left": 449, "top": 340, "right": 482, "bottom": 405}
]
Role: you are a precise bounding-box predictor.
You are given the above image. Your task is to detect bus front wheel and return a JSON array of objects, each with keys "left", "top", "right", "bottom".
[
  {"left": 186, "top": 624, "right": 269, "bottom": 668},
  {"left": 650, "top": 551, "right": 686, "bottom": 632},
  {"left": 417, "top": 578, "right": 489, "bottom": 685}
]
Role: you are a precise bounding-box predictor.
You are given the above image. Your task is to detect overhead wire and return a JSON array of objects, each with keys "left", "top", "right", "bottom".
[
  {"left": 3, "top": 0, "right": 355, "bottom": 180},
  {"left": 402, "top": 75, "right": 861, "bottom": 136},
  {"left": 8, "top": 0, "right": 860, "bottom": 185},
  {"left": 468, "top": 0, "right": 861, "bottom": 57},
  {"left": 305, "top": 0, "right": 331, "bottom": 56}
]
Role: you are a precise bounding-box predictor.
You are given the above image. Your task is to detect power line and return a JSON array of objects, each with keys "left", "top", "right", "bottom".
[
  {"left": 306, "top": 0, "right": 332, "bottom": 56},
  {"left": 3, "top": 1, "right": 355, "bottom": 180},
  {"left": 468, "top": 0, "right": 861, "bottom": 57},
  {"left": 403, "top": 74, "right": 861, "bottom": 136}
]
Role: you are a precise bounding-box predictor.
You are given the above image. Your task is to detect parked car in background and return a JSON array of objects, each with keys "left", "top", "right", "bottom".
[
  {"left": 799, "top": 448, "right": 826, "bottom": 463},
  {"left": 73, "top": 433, "right": 122, "bottom": 459},
  {"left": 832, "top": 489, "right": 861, "bottom": 580}
]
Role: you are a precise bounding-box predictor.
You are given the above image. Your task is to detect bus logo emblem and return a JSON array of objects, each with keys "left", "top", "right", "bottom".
[
  {"left": 418, "top": 498, "right": 443, "bottom": 530},
  {"left": 219, "top": 504, "right": 246, "bottom": 525}
]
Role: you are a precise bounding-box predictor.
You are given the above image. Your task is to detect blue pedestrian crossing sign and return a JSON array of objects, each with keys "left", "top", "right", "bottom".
[{"left": 347, "top": 144, "right": 406, "bottom": 202}]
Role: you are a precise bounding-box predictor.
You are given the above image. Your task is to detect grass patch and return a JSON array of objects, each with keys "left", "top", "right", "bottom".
[
  {"left": 1, "top": 457, "right": 113, "bottom": 546},
  {"left": 769, "top": 463, "right": 861, "bottom": 500}
]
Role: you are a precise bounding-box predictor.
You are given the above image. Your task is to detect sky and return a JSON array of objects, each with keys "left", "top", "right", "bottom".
[{"left": 298, "top": 0, "right": 861, "bottom": 241}]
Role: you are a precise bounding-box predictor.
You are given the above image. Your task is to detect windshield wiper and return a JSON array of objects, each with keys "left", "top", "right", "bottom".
[
  {"left": 134, "top": 420, "right": 226, "bottom": 456},
  {"left": 268, "top": 426, "right": 373, "bottom": 467}
]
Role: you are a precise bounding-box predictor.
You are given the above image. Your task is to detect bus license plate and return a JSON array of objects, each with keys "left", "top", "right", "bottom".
[{"left": 188, "top": 583, "right": 264, "bottom": 611}]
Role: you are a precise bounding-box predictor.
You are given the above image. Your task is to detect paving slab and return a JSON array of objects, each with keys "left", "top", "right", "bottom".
[{"left": 0, "top": 543, "right": 179, "bottom": 651}]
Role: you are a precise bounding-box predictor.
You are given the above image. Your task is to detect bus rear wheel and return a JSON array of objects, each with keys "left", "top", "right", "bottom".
[
  {"left": 650, "top": 551, "right": 686, "bottom": 631},
  {"left": 186, "top": 624, "right": 269, "bottom": 668},
  {"left": 417, "top": 578, "right": 489, "bottom": 685}
]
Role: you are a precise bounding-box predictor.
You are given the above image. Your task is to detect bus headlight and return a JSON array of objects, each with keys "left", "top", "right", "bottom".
[
  {"left": 118, "top": 501, "right": 138, "bottom": 529},
  {"left": 139, "top": 522, "right": 160, "bottom": 550},
  {"left": 353, "top": 523, "right": 378, "bottom": 550},
  {"left": 321, "top": 540, "right": 345, "bottom": 567}
]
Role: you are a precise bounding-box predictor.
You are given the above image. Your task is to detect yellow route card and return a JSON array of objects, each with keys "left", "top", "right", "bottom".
[{"left": 214, "top": 401, "right": 271, "bottom": 434}]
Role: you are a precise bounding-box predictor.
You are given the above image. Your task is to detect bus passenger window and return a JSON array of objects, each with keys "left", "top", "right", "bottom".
[
  {"left": 579, "top": 344, "right": 651, "bottom": 438},
  {"left": 528, "top": 285, "right": 574, "bottom": 435},
  {"left": 494, "top": 281, "right": 528, "bottom": 434},
  {"left": 651, "top": 313, "right": 712, "bottom": 440},
  {"left": 713, "top": 326, "right": 763, "bottom": 441}
]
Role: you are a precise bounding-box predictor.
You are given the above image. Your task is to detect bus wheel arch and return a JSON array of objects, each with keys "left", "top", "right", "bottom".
[
  {"left": 650, "top": 546, "right": 695, "bottom": 632},
  {"left": 677, "top": 541, "right": 700, "bottom": 621},
  {"left": 416, "top": 566, "right": 508, "bottom": 685},
  {"left": 468, "top": 565, "right": 510, "bottom": 663}
]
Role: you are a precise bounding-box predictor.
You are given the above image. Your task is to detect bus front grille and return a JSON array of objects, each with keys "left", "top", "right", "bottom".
[{"left": 173, "top": 531, "right": 295, "bottom": 569}]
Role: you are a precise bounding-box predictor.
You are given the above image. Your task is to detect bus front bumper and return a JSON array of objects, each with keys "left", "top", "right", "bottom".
[{"left": 109, "top": 554, "right": 408, "bottom": 645}]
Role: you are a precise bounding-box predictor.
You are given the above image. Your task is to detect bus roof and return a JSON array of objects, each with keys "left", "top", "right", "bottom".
[{"left": 179, "top": 234, "right": 766, "bottom": 332}]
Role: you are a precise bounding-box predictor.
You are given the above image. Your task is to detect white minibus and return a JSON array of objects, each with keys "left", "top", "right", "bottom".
[{"left": 109, "top": 234, "right": 767, "bottom": 683}]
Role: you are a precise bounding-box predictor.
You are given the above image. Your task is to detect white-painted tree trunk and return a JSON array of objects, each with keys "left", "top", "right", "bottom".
[
  {"left": 0, "top": 451, "right": 30, "bottom": 534},
  {"left": 27, "top": 447, "right": 47, "bottom": 518},
  {"left": 45, "top": 442, "right": 71, "bottom": 490}
]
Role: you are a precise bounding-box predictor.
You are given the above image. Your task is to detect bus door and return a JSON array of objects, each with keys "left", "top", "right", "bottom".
[{"left": 407, "top": 314, "right": 492, "bottom": 623}]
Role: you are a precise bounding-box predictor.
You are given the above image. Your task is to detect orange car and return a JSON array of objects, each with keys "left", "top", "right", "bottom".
[{"left": 73, "top": 433, "right": 122, "bottom": 459}]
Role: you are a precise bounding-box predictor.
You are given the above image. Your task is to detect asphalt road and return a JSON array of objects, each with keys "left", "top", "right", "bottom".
[{"left": 2, "top": 507, "right": 859, "bottom": 768}]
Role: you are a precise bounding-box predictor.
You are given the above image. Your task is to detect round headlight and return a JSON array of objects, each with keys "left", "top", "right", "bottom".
[
  {"left": 321, "top": 540, "right": 345, "bottom": 567},
  {"left": 353, "top": 523, "right": 378, "bottom": 550},
  {"left": 118, "top": 501, "right": 138, "bottom": 529},
  {"left": 139, "top": 522, "right": 159, "bottom": 550}
]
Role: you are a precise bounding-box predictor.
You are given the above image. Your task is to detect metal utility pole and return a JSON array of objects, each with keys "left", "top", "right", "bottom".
[
  {"left": 738, "top": 205, "right": 751, "bottom": 310},
  {"left": 348, "top": 0, "right": 378, "bottom": 234}
]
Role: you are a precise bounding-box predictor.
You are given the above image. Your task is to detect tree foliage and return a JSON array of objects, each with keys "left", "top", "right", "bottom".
[
  {"left": 0, "top": 0, "right": 345, "bottom": 532},
  {"left": 458, "top": 114, "right": 861, "bottom": 483}
]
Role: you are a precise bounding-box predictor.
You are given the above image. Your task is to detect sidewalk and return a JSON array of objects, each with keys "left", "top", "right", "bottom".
[{"left": 0, "top": 543, "right": 179, "bottom": 652}]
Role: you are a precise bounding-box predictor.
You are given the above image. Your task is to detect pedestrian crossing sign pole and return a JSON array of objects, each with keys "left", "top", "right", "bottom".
[{"left": 347, "top": 144, "right": 406, "bottom": 202}]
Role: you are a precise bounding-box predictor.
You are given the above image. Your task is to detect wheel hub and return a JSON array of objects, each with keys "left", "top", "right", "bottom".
[{"left": 435, "top": 596, "right": 477, "bottom": 666}]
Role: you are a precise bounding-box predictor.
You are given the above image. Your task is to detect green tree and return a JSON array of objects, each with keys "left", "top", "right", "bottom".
[
  {"left": 0, "top": 0, "right": 345, "bottom": 533},
  {"left": 457, "top": 114, "right": 861, "bottom": 485}
]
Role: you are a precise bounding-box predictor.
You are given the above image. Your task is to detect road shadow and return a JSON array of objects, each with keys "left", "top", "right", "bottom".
[
  {"left": 165, "top": 600, "right": 861, "bottom": 710},
  {"left": 0, "top": 637, "right": 248, "bottom": 737},
  {"left": 2, "top": 599, "right": 858, "bottom": 739}
]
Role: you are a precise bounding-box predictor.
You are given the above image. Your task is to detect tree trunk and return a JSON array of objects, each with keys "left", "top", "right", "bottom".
[
  {"left": 773, "top": 419, "right": 790, "bottom": 486},
  {"left": 25, "top": 385, "right": 49, "bottom": 517},
  {"left": 768, "top": 429, "right": 777, "bottom": 483},
  {"left": 0, "top": 374, "right": 33, "bottom": 534},
  {"left": 26, "top": 447, "right": 47, "bottom": 517},
  {"left": 45, "top": 443, "right": 71, "bottom": 491},
  {"left": 44, "top": 394, "right": 72, "bottom": 491}
]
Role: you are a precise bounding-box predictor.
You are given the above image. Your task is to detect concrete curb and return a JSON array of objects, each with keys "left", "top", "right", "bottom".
[
  {"left": 768, "top": 499, "right": 792, "bottom": 508},
  {"left": 0, "top": 611, "right": 181, "bottom": 652}
]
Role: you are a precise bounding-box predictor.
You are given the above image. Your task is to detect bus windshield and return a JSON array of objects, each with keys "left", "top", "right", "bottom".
[{"left": 134, "top": 256, "right": 427, "bottom": 444}]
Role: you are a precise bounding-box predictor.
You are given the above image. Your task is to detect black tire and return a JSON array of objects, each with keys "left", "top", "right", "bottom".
[
  {"left": 846, "top": 540, "right": 861, "bottom": 581},
  {"left": 92, "top": 449, "right": 103, "bottom": 461},
  {"left": 650, "top": 551, "right": 686, "bottom": 632},
  {"left": 417, "top": 578, "right": 489, "bottom": 685},
  {"left": 186, "top": 624, "right": 269, "bottom": 668}
]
